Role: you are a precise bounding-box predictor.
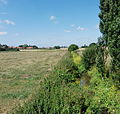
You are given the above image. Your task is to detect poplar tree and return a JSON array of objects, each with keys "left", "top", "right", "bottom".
[{"left": 99, "top": 0, "right": 120, "bottom": 71}]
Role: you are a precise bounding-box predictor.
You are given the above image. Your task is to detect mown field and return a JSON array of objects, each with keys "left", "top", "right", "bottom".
[{"left": 0, "top": 50, "right": 66, "bottom": 113}]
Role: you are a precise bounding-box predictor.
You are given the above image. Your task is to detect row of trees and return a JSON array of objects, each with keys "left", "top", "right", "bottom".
[
  {"left": 19, "top": 44, "right": 38, "bottom": 49},
  {"left": 0, "top": 44, "right": 19, "bottom": 51}
]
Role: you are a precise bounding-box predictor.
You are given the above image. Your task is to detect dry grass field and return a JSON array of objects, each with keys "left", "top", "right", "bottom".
[{"left": 0, "top": 50, "right": 66, "bottom": 113}]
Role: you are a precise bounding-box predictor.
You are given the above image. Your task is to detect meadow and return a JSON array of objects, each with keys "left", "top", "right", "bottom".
[{"left": 0, "top": 50, "right": 66, "bottom": 113}]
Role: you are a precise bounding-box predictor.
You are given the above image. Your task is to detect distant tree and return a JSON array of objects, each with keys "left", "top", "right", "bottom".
[
  {"left": 81, "top": 44, "right": 88, "bottom": 48},
  {"left": 68, "top": 44, "right": 79, "bottom": 52},
  {"left": 23, "top": 44, "right": 28, "bottom": 48},
  {"left": 32, "top": 45, "right": 38, "bottom": 49},
  {"left": 54, "top": 46, "right": 61, "bottom": 49},
  {"left": 89, "top": 43, "right": 97, "bottom": 47}
]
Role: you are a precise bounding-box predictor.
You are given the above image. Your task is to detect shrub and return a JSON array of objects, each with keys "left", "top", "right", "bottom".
[
  {"left": 68, "top": 44, "right": 79, "bottom": 52},
  {"left": 81, "top": 67, "right": 120, "bottom": 114},
  {"left": 82, "top": 46, "right": 97, "bottom": 70},
  {"left": 56, "top": 52, "right": 80, "bottom": 82}
]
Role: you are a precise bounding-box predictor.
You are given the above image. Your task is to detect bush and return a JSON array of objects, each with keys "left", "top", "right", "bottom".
[
  {"left": 68, "top": 44, "right": 79, "bottom": 52},
  {"left": 82, "top": 46, "right": 97, "bottom": 70},
  {"left": 57, "top": 52, "right": 80, "bottom": 82},
  {"left": 84, "top": 67, "right": 120, "bottom": 114}
]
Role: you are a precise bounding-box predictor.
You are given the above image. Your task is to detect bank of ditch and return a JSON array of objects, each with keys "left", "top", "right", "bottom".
[{"left": 10, "top": 51, "right": 120, "bottom": 114}]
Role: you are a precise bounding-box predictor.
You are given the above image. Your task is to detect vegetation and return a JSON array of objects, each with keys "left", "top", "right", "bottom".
[
  {"left": 1, "top": 0, "right": 120, "bottom": 113},
  {"left": 0, "top": 50, "right": 66, "bottom": 113},
  {"left": 19, "top": 44, "right": 38, "bottom": 49},
  {"left": 99, "top": 0, "right": 120, "bottom": 71},
  {"left": 0, "top": 44, "right": 19, "bottom": 51},
  {"left": 54, "top": 46, "right": 61, "bottom": 49},
  {"left": 68, "top": 44, "right": 79, "bottom": 52},
  {"left": 10, "top": 49, "right": 120, "bottom": 114}
]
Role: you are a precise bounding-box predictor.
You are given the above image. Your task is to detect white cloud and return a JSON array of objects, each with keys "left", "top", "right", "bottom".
[
  {"left": 50, "top": 16, "right": 56, "bottom": 21},
  {"left": 64, "top": 30, "right": 71, "bottom": 33},
  {"left": 70, "top": 24, "right": 75, "bottom": 27},
  {"left": 0, "top": 20, "right": 15, "bottom": 25},
  {"left": 0, "top": 31, "right": 7, "bottom": 35},
  {"left": 76, "top": 26, "right": 86, "bottom": 31},
  {"left": 0, "top": 0, "right": 7, "bottom": 4},
  {"left": 49, "top": 16, "right": 59, "bottom": 24}
]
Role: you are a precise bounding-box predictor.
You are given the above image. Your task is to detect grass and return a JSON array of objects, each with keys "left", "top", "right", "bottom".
[
  {"left": 10, "top": 52, "right": 83, "bottom": 114},
  {"left": 0, "top": 50, "right": 66, "bottom": 113}
]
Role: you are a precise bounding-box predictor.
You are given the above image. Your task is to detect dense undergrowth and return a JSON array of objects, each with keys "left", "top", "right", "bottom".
[{"left": 10, "top": 50, "right": 120, "bottom": 114}]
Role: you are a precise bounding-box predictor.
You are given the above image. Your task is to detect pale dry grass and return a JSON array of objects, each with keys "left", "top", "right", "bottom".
[{"left": 0, "top": 50, "right": 66, "bottom": 113}]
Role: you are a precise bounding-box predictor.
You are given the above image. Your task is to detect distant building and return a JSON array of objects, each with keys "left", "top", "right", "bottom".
[{"left": 27, "top": 47, "right": 34, "bottom": 49}]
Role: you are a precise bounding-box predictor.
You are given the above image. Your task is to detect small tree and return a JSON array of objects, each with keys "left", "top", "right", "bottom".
[
  {"left": 54, "top": 46, "right": 61, "bottom": 49},
  {"left": 68, "top": 44, "right": 79, "bottom": 52},
  {"left": 82, "top": 46, "right": 97, "bottom": 70}
]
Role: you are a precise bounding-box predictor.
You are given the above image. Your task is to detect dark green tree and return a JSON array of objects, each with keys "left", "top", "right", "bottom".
[
  {"left": 54, "top": 46, "right": 61, "bottom": 49},
  {"left": 68, "top": 44, "right": 79, "bottom": 52},
  {"left": 99, "top": 0, "right": 120, "bottom": 71}
]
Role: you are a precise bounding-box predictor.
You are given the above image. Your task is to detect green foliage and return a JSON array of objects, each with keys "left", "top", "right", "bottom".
[
  {"left": 71, "top": 52, "right": 81, "bottom": 65},
  {"left": 19, "top": 44, "right": 38, "bottom": 49},
  {"left": 68, "top": 44, "right": 79, "bottom": 52},
  {"left": 99, "top": 0, "right": 120, "bottom": 70},
  {"left": 83, "top": 67, "right": 120, "bottom": 114},
  {"left": 11, "top": 54, "right": 84, "bottom": 114},
  {"left": 96, "top": 46, "right": 105, "bottom": 76},
  {"left": 89, "top": 43, "right": 97, "bottom": 47},
  {"left": 57, "top": 52, "right": 80, "bottom": 81},
  {"left": 71, "top": 51, "right": 86, "bottom": 76},
  {"left": 54, "top": 46, "right": 61, "bottom": 49},
  {"left": 10, "top": 51, "right": 120, "bottom": 114},
  {"left": 82, "top": 46, "right": 97, "bottom": 70},
  {"left": 0, "top": 44, "right": 19, "bottom": 52}
]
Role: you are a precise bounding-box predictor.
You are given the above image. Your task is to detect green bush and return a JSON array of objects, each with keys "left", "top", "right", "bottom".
[
  {"left": 83, "top": 67, "right": 120, "bottom": 114},
  {"left": 56, "top": 52, "right": 80, "bottom": 82},
  {"left": 82, "top": 46, "right": 97, "bottom": 70},
  {"left": 68, "top": 44, "right": 79, "bottom": 52}
]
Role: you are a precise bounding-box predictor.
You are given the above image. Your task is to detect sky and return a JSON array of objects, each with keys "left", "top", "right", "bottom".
[{"left": 0, "top": 0, "right": 101, "bottom": 47}]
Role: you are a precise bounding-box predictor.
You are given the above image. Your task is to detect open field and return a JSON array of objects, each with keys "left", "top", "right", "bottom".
[{"left": 0, "top": 50, "right": 66, "bottom": 113}]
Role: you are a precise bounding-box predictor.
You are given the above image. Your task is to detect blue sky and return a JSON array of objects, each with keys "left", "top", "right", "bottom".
[{"left": 0, "top": 0, "right": 101, "bottom": 47}]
